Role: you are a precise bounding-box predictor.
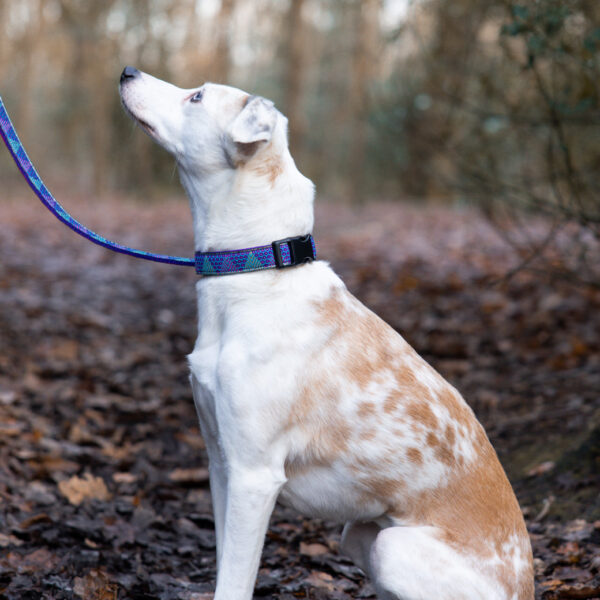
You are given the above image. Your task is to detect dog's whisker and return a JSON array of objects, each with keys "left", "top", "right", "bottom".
[{"left": 170, "top": 158, "right": 179, "bottom": 181}]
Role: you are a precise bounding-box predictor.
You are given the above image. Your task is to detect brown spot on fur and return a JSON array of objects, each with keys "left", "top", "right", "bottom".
[
  {"left": 438, "top": 387, "right": 476, "bottom": 435},
  {"left": 358, "top": 401, "right": 376, "bottom": 418},
  {"left": 445, "top": 424, "right": 456, "bottom": 446},
  {"left": 434, "top": 442, "right": 455, "bottom": 466},
  {"left": 406, "top": 401, "right": 439, "bottom": 431},
  {"left": 382, "top": 395, "right": 395, "bottom": 414},
  {"left": 426, "top": 431, "right": 439, "bottom": 447},
  {"left": 360, "top": 428, "right": 377, "bottom": 441},
  {"left": 363, "top": 476, "right": 404, "bottom": 500},
  {"left": 406, "top": 447, "right": 423, "bottom": 464},
  {"left": 285, "top": 377, "right": 351, "bottom": 471},
  {"left": 316, "top": 291, "right": 398, "bottom": 392}
]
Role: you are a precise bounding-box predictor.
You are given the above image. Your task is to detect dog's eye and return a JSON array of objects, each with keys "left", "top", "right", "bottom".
[{"left": 190, "top": 91, "right": 204, "bottom": 103}]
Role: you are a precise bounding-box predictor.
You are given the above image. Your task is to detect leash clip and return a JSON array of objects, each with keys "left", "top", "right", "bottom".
[{"left": 272, "top": 235, "right": 315, "bottom": 268}]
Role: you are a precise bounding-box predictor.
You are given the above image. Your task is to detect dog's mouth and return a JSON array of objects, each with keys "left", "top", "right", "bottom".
[
  {"left": 136, "top": 117, "right": 155, "bottom": 135},
  {"left": 121, "top": 100, "right": 157, "bottom": 137}
]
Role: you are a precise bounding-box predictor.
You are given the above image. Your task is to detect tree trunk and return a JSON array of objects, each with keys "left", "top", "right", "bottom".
[
  {"left": 285, "top": 0, "right": 307, "bottom": 157},
  {"left": 16, "top": 0, "right": 46, "bottom": 144},
  {"left": 349, "top": 0, "right": 381, "bottom": 203},
  {"left": 211, "top": 0, "right": 235, "bottom": 83}
]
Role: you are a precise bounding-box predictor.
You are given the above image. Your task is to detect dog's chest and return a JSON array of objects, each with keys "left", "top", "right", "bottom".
[{"left": 187, "top": 265, "right": 346, "bottom": 450}]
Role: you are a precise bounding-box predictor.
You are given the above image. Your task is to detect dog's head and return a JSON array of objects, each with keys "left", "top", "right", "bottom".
[{"left": 118, "top": 67, "right": 284, "bottom": 177}]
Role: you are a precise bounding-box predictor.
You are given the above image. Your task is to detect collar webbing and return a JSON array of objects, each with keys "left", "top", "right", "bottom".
[{"left": 195, "top": 235, "right": 317, "bottom": 275}]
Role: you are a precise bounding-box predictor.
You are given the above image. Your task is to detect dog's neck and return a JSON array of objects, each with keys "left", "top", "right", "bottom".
[{"left": 178, "top": 141, "right": 315, "bottom": 254}]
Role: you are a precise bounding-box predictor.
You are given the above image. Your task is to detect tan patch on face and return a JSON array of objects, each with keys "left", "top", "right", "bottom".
[{"left": 250, "top": 147, "right": 283, "bottom": 186}]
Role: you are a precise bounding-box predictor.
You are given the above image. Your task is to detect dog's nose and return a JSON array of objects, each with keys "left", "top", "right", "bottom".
[{"left": 120, "top": 66, "right": 140, "bottom": 83}]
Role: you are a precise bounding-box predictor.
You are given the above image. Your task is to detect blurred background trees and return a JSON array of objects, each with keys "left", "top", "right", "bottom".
[{"left": 0, "top": 0, "right": 598, "bottom": 285}]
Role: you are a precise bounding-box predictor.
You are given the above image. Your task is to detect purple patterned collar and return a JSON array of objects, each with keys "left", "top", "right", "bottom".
[{"left": 195, "top": 235, "right": 317, "bottom": 276}]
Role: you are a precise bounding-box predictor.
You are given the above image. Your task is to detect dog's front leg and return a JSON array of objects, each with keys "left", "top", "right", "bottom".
[
  {"left": 190, "top": 374, "right": 228, "bottom": 567},
  {"left": 213, "top": 466, "right": 285, "bottom": 600}
]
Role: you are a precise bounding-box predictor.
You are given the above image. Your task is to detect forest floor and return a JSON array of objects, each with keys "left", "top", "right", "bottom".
[{"left": 0, "top": 195, "right": 599, "bottom": 600}]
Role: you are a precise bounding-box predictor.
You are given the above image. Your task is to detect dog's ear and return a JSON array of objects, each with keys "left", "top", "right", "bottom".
[{"left": 226, "top": 96, "right": 277, "bottom": 162}]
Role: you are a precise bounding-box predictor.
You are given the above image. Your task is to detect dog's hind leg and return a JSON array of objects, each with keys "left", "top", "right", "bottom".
[
  {"left": 368, "top": 526, "right": 509, "bottom": 600},
  {"left": 340, "top": 520, "right": 381, "bottom": 575}
]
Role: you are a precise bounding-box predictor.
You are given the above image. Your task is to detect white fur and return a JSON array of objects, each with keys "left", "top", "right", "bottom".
[{"left": 119, "top": 70, "right": 533, "bottom": 600}]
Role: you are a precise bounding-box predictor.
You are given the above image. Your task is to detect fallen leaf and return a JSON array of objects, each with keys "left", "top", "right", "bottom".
[
  {"left": 19, "top": 513, "right": 52, "bottom": 529},
  {"left": 304, "top": 571, "right": 335, "bottom": 591},
  {"left": 527, "top": 461, "right": 555, "bottom": 477},
  {"left": 300, "top": 542, "right": 329, "bottom": 557},
  {"left": 563, "top": 520, "right": 594, "bottom": 542},
  {"left": 7, "top": 548, "right": 59, "bottom": 574},
  {"left": 555, "top": 583, "right": 600, "bottom": 599},
  {"left": 168, "top": 467, "right": 209, "bottom": 484},
  {"left": 541, "top": 579, "right": 564, "bottom": 591},
  {"left": 73, "top": 569, "right": 117, "bottom": 600},
  {"left": 58, "top": 473, "right": 111, "bottom": 505},
  {"left": 175, "top": 430, "right": 206, "bottom": 450},
  {"left": 0, "top": 533, "right": 23, "bottom": 547},
  {"left": 112, "top": 472, "right": 138, "bottom": 484}
]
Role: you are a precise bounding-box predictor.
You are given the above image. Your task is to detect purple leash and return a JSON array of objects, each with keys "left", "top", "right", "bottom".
[
  {"left": 0, "top": 96, "right": 195, "bottom": 267},
  {"left": 0, "top": 97, "right": 316, "bottom": 275}
]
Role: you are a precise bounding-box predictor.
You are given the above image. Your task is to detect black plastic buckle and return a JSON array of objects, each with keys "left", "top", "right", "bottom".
[{"left": 272, "top": 235, "right": 315, "bottom": 268}]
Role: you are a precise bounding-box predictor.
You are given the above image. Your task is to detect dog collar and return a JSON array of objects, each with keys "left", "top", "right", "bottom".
[{"left": 195, "top": 235, "right": 317, "bottom": 275}]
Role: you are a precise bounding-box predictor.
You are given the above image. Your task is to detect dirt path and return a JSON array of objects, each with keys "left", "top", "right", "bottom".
[{"left": 0, "top": 196, "right": 598, "bottom": 599}]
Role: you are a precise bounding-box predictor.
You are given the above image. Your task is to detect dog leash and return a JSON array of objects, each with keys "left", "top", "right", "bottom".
[{"left": 0, "top": 97, "right": 316, "bottom": 275}]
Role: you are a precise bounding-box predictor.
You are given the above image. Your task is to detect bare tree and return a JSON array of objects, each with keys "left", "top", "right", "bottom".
[
  {"left": 284, "top": 0, "right": 307, "bottom": 157},
  {"left": 211, "top": 0, "right": 236, "bottom": 83},
  {"left": 349, "top": 0, "right": 381, "bottom": 203}
]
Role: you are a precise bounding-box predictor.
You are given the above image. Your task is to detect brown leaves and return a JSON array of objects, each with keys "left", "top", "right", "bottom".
[
  {"left": 168, "top": 467, "right": 209, "bottom": 484},
  {"left": 58, "top": 474, "right": 111, "bottom": 505},
  {"left": 73, "top": 569, "right": 118, "bottom": 600},
  {"left": 531, "top": 520, "right": 600, "bottom": 599},
  {"left": 6, "top": 548, "right": 59, "bottom": 574},
  {"left": 300, "top": 542, "right": 330, "bottom": 557},
  {"left": 0, "top": 199, "right": 599, "bottom": 598},
  {"left": 304, "top": 571, "right": 335, "bottom": 591}
]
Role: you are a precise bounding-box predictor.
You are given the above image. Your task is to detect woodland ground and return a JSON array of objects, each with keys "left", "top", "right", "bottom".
[{"left": 0, "top": 196, "right": 599, "bottom": 599}]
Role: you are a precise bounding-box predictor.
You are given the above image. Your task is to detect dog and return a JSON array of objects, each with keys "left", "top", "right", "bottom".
[{"left": 119, "top": 66, "right": 534, "bottom": 600}]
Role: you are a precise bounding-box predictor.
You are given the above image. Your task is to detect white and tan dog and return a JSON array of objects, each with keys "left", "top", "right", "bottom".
[{"left": 119, "top": 67, "right": 534, "bottom": 600}]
